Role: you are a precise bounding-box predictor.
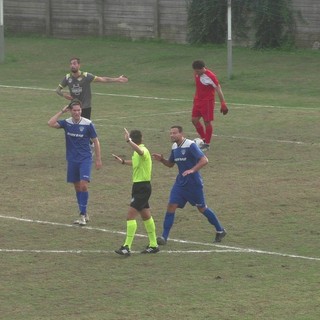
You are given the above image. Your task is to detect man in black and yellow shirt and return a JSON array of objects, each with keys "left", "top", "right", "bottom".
[
  {"left": 113, "top": 128, "right": 159, "bottom": 256},
  {"left": 56, "top": 57, "right": 128, "bottom": 120}
]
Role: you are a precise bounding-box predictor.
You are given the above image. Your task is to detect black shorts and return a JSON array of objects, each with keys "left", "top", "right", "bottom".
[
  {"left": 130, "top": 181, "right": 151, "bottom": 211},
  {"left": 81, "top": 107, "right": 92, "bottom": 120}
]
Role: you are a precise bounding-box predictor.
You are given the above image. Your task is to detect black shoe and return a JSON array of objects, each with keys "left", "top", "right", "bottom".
[
  {"left": 141, "top": 246, "right": 160, "bottom": 254},
  {"left": 115, "top": 245, "right": 131, "bottom": 256},
  {"left": 214, "top": 229, "right": 227, "bottom": 243},
  {"left": 156, "top": 236, "right": 167, "bottom": 245},
  {"left": 200, "top": 143, "right": 210, "bottom": 152}
]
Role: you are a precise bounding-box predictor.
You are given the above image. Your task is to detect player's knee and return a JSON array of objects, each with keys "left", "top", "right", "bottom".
[
  {"left": 167, "top": 203, "right": 178, "bottom": 212},
  {"left": 197, "top": 205, "right": 207, "bottom": 213}
]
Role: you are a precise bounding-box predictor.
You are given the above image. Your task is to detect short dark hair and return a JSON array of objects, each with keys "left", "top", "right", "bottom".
[
  {"left": 170, "top": 125, "right": 183, "bottom": 133},
  {"left": 130, "top": 130, "right": 142, "bottom": 144},
  {"left": 70, "top": 57, "right": 80, "bottom": 63},
  {"left": 68, "top": 99, "right": 82, "bottom": 109},
  {"left": 192, "top": 60, "right": 205, "bottom": 70}
]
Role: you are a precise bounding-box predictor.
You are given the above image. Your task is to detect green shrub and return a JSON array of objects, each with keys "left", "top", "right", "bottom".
[{"left": 187, "top": 0, "right": 296, "bottom": 48}]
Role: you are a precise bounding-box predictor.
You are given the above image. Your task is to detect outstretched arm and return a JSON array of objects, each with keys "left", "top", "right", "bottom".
[
  {"left": 112, "top": 127, "right": 141, "bottom": 166},
  {"left": 94, "top": 75, "right": 128, "bottom": 83},
  {"left": 112, "top": 153, "right": 132, "bottom": 166},
  {"left": 152, "top": 153, "right": 175, "bottom": 168}
]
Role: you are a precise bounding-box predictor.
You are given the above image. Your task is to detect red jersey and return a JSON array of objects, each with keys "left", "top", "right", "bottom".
[{"left": 194, "top": 69, "right": 219, "bottom": 100}]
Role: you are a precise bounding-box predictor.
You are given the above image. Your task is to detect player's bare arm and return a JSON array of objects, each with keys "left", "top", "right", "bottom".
[
  {"left": 216, "top": 84, "right": 228, "bottom": 115},
  {"left": 55, "top": 85, "right": 73, "bottom": 100},
  {"left": 92, "top": 138, "right": 102, "bottom": 170},
  {"left": 152, "top": 153, "right": 175, "bottom": 168},
  {"left": 47, "top": 105, "right": 69, "bottom": 128},
  {"left": 182, "top": 156, "right": 208, "bottom": 177},
  {"left": 112, "top": 153, "right": 132, "bottom": 166},
  {"left": 94, "top": 75, "right": 128, "bottom": 83},
  {"left": 124, "top": 128, "right": 144, "bottom": 156}
]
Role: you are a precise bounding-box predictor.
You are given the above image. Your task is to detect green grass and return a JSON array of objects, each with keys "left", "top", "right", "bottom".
[{"left": 0, "top": 36, "right": 319, "bottom": 320}]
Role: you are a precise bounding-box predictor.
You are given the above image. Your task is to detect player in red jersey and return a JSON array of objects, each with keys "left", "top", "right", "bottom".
[{"left": 191, "top": 60, "right": 228, "bottom": 151}]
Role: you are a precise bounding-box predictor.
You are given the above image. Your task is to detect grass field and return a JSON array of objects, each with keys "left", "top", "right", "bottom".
[{"left": 0, "top": 36, "right": 319, "bottom": 320}]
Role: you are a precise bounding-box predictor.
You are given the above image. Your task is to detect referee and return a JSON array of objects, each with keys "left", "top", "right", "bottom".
[{"left": 113, "top": 128, "right": 159, "bottom": 256}]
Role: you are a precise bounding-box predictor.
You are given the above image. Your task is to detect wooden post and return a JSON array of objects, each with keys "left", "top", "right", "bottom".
[
  {"left": 153, "top": 0, "right": 160, "bottom": 39},
  {"left": 45, "top": 0, "right": 52, "bottom": 36},
  {"left": 98, "top": 0, "right": 105, "bottom": 36}
]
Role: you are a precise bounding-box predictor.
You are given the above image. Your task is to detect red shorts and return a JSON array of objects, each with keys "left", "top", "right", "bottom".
[{"left": 192, "top": 99, "right": 215, "bottom": 122}]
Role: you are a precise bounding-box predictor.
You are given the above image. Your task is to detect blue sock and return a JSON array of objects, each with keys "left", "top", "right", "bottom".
[
  {"left": 202, "top": 208, "right": 223, "bottom": 232},
  {"left": 79, "top": 191, "right": 89, "bottom": 215},
  {"left": 162, "top": 212, "right": 175, "bottom": 240},
  {"left": 76, "top": 191, "right": 81, "bottom": 212}
]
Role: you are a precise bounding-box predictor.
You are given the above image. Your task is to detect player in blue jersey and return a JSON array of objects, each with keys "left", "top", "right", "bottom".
[
  {"left": 153, "top": 125, "right": 226, "bottom": 244},
  {"left": 48, "top": 99, "right": 102, "bottom": 226}
]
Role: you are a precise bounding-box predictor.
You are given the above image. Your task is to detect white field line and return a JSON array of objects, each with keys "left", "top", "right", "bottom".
[
  {"left": 0, "top": 84, "right": 319, "bottom": 110},
  {"left": 1, "top": 84, "right": 319, "bottom": 146},
  {"left": 0, "top": 215, "right": 319, "bottom": 261},
  {"left": 94, "top": 123, "right": 319, "bottom": 147},
  {"left": 0, "top": 248, "right": 242, "bottom": 254}
]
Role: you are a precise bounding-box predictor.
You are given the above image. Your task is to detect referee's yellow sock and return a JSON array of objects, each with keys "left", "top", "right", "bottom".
[
  {"left": 143, "top": 217, "right": 158, "bottom": 247},
  {"left": 124, "top": 219, "right": 137, "bottom": 249}
]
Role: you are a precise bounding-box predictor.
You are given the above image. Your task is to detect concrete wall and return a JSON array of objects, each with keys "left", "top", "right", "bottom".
[
  {"left": 3, "top": 0, "right": 188, "bottom": 43},
  {"left": 292, "top": 0, "right": 320, "bottom": 48},
  {"left": 3, "top": 0, "right": 319, "bottom": 48}
]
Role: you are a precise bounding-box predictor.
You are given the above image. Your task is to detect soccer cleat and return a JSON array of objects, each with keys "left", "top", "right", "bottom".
[
  {"left": 214, "top": 229, "right": 227, "bottom": 243},
  {"left": 115, "top": 245, "right": 131, "bottom": 256},
  {"left": 74, "top": 214, "right": 88, "bottom": 226},
  {"left": 156, "top": 236, "right": 167, "bottom": 245},
  {"left": 200, "top": 143, "right": 210, "bottom": 152},
  {"left": 141, "top": 246, "right": 160, "bottom": 254},
  {"left": 79, "top": 215, "right": 87, "bottom": 226}
]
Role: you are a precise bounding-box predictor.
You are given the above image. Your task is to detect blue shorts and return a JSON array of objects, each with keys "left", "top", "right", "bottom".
[
  {"left": 169, "top": 183, "right": 206, "bottom": 209},
  {"left": 67, "top": 160, "right": 92, "bottom": 183}
]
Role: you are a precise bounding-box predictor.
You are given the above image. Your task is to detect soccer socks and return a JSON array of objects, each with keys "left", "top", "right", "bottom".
[
  {"left": 143, "top": 217, "right": 158, "bottom": 247},
  {"left": 194, "top": 122, "right": 205, "bottom": 141},
  {"left": 162, "top": 212, "right": 175, "bottom": 240},
  {"left": 205, "top": 123, "right": 213, "bottom": 144},
  {"left": 124, "top": 219, "right": 137, "bottom": 249},
  {"left": 202, "top": 208, "right": 223, "bottom": 232},
  {"left": 194, "top": 122, "right": 213, "bottom": 144},
  {"left": 123, "top": 218, "right": 157, "bottom": 250},
  {"left": 76, "top": 191, "right": 89, "bottom": 214}
]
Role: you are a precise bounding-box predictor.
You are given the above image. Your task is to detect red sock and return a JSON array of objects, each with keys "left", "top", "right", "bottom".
[
  {"left": 194, "top": 122, "right": 205, "bottom": 140},
  {"left": 205, "top": 123, "right": 213, "bottom": 144}
]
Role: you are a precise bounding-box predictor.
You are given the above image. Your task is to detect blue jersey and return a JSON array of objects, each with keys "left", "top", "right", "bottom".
[
  {"left": 169, "top": 138, "right": 205, "bottom": 187},
  {"left": 57, "top": 117, "right": 97, "bottom": 162}
]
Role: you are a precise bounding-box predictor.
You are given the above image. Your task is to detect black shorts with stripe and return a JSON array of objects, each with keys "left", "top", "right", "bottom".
[{"left": 130, "top": 181, "right": 151, "bottom": 211}]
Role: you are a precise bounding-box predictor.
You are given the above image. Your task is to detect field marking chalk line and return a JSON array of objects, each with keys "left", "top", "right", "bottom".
[
  {"left": 0, "top": 84, "right": 319, "bottom": 110},
  {"left": 0, "top": 248, "right": 242, "bottom": 255},
  {"left": 0, "top": 215, "right": 319, "bottom": 261},
  {"left": 1, "top": 84, "right": 319, "bottom": 146}
]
